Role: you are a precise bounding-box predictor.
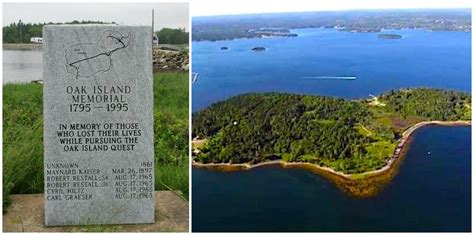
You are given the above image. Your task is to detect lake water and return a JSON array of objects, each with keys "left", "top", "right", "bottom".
[
  {"left": 192, "top": 28, "right": 471, "bottom": 110},
  {"left": 192, "top": 125, "right": 471, "bottom": 232},
  {"left": 3, "top": 49, "right": 43, "bottom": 84}
]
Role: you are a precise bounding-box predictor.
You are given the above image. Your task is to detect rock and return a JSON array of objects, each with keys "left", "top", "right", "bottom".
[
  {"left": 43, "top": 25, "right": 155, "bottom": 226},
  {"left": 251, "top": 46, "right": 266, "bottom": 51},
  {"left": 3, "top": 191, "right": 189, "bottom": 232},
  {"left": 220, "top": 46, "right": 229, "bottom": 50},
  {"left": 153, "top": 49, "right": 189, "bottom": 71},
  {"left": 378, "top": 33, "right": 402, "bottom": 39}
]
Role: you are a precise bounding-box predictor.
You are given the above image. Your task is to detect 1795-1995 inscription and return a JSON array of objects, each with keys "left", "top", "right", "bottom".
[{"left": 43, "top": 25, "right": 154, "bottom": 226}]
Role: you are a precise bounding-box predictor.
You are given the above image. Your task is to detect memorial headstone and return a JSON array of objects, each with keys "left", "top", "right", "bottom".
[{"left": 43, "top": 25, "right": 154, "bottom": 226}]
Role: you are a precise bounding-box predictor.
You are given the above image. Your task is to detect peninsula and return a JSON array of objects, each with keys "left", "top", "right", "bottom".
[{"left": 192, "top": 88, "right": 471, "bottom": 195}]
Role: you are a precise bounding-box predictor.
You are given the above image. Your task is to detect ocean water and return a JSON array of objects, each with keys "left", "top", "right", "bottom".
[
  {"left": 3, "top": 49, "right": 43, "bottom": 84},
  {"left": 192, "top": 28, "right": 471, "bottom": 110},
  {"left": 192, "top": 125, "right": 471, "bottom": 232},
  {"left": 192, "top": 28, "right": 472, "bottom": 231}
]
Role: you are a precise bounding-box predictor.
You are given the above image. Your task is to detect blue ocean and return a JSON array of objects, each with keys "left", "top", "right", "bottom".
[
  {"left": 192, "top": 27, "right": 472, "bottom": 232},
  {"left": 192, "top": 28, "right": 471, "bottom": 110},
  {"left": 193, "top": 126, "right": 471, "bottom": 232}
]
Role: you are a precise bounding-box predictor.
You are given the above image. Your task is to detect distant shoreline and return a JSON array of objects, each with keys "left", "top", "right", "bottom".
[
  {"left": 3, "top": 43, "right": 42, "bottom": 50},
  {"left": 193, "top": 120, "right": 471, "bottom": 180},
  {"left": 193, "top": 25, "right": 471, "bottom": 42}
]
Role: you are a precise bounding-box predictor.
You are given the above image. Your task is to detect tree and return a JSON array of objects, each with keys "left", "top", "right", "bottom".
[{"left": 156, "top": 28, "right": 189, "bottom": 44}]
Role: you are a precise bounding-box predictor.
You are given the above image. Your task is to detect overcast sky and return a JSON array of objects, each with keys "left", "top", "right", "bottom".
[
  {"left": 3, "top": 2, "right": 189, "bottom": 31},
  {"left": 192, "top": 0, "right": 471, "bottom": 16}
]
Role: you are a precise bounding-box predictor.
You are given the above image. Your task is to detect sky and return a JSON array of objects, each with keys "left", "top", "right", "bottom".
[
  {"left": 191, "top": 0, "right": 471, "bottom": 16},
  {"left": 2, "top": 2, "right": 189, "bottom": 31}
]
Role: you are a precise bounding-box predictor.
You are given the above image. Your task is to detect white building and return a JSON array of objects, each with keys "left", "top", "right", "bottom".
[{"left": 30, "top": 37, "right": 43, "bottom": 44}]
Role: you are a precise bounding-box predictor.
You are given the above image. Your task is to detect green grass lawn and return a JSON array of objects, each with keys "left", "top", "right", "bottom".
[{"left": 3, "top": 72, "right": 189, "bottom": 211}]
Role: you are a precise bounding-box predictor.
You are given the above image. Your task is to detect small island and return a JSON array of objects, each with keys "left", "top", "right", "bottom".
[
  {"left": 249, "top": 28, "right": 298, "bottom": 38},
  {"left": 378, "top": 33, "right": 402, "bottom": 39},
  {"left": 251, "top": 47, "right": 266, "bottom": 51},
  {"left": 192, "top": 88, "right": 471, "bottom": 196}
]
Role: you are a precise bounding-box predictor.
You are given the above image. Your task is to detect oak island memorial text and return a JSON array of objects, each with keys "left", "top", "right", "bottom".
[{"left": 43, "top": 25, "right": 154, "bottom": 226}]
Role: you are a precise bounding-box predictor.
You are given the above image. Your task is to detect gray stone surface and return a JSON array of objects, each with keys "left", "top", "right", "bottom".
[
  {"left": 3, "top": 192, "right": 189, "bottom": 232},
  {"left": 43, "top": 25, "right": 154, "bottom": 226}
]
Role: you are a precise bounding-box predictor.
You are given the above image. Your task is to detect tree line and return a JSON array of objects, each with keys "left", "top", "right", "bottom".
[
  {"left": 3, "top": 20, "right": 189, "bottom": 45},
  {"left": 3, "top": 20, "right": 113, "bottom": 43}
]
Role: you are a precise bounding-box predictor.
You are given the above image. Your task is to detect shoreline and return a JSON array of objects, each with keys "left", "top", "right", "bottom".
[
  {"left": 193, "top": 120, "right": 471, "bottom": 180},
  {"left": 3, "top": 43, "right": 42, "bottom": 50},
  {"left": 192, "top": 27, "right": 470, "bottom": 43}
]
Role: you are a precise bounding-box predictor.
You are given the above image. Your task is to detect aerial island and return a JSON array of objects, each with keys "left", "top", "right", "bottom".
[
  {"left": 249, "top": 28, "right": 298, "bottom": 38},
  {"left": 378, "top": 33, "right": 402, "bottom": 39},
  {"left": 251, "top": 47, "right": 266, "bottom": 51},
  {"left": 192, "top": 88, "right": 471, "bottom": 194}
]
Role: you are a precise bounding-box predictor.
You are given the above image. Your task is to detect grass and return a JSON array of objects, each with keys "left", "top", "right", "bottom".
[
  {"left": 78, "top": 224, "right": 118, "bottom": 232},
  {"left": 355, "top": 124, "right": 372, "bottom": 136},
  {"left": 3, "top": 83, "right": 43, "bottom": 212},
  {"left": 3, "top": 72, "right": 189, "bottom": 212},
  {"left": 191, "top": 138, "right": 207, "bottom": 149},
  {"left": 153, "top": 72, "right": 189, "bottom": 199}
]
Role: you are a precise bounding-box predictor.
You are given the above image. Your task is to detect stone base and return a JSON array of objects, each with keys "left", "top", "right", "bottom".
[{"left": 3, "top": 191, "right": 188, "bottom": 232}]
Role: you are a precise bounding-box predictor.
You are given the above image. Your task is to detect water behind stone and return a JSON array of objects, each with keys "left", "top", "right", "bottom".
[{"left": 3, "top": 49, "right": 43, "bottom": 84}]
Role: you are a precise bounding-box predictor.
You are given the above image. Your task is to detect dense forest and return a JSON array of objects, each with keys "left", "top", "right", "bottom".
[
  {"left": 379, "top": 88, "right": 471, "bottom": 121},
  {"left": 192, "top": 88, "right": 471, "bottom": 174}
]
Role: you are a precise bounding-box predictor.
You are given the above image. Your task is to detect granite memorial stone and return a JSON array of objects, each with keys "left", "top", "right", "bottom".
[{"left": 43, "top": 25, "right": 154, "bottom": 226}]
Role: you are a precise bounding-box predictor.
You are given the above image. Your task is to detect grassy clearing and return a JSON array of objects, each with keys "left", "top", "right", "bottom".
[
  {"left": 319, "top": 123, "right": 396, "bottom": 175},
  {"left": 3, "top": 72, "right": 189, "bottom": 211},
  {"left": 355, "top": 124, "right": 372, "bottom": 136},
  {"left": 191, "top": 138, "right": 207, "bottom": 149}
]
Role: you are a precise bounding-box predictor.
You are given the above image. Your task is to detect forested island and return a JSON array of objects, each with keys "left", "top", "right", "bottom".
[
  {"left": 192, "top": 88, "right": 471, "bottom": 175},
  {"left": 249, "top": 28, "right": 298, "bottom": 38},
  {"left": 378, "top": 34, "right": 402, "bottom": 39}
]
